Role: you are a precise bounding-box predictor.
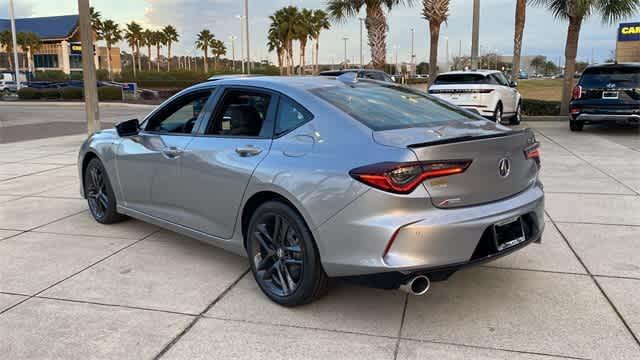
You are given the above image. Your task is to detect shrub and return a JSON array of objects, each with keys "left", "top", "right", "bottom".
[
  {"left": 60, "top": 87, "right": 84, "bottom": 100},
  {"left": 17, "top": 88, "right": 42, "bottom": 100},
  {"left": 98, "top": 86, "right": 123, "bottom": 101},
  {"left": 96, "top": 69, "right": 110, "bottom": 81},
  {"left": 69, "top": 71, "right": 83, "bottom": 80},
  {"left": 522, "top": 99, "right": 561, "bottom": 116},
  {"left": 35, "top": 70, "right": 68, "bottom": 82},
  {"left": 41, "top": 88, "right": 61, "bottom": 100}
]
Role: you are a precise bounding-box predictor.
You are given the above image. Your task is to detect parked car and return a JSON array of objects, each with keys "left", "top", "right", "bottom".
[
  {"left": 569, "top": 63, "right": 640, "bottom": 131},
  {"left": 428, "top": 70, "right": 522, "bottom": 125},
  {"left": 78, "top": 75, "right": 544, "bottom": 306},
  {"left": 0, "top": 79, "right": 17, "bottom": 95},
  {"left": 319, "top": 69, "right": 395, "bottom": 83},
  {"left": 519, "top": 70, "right": 529, "bottom": 80}
]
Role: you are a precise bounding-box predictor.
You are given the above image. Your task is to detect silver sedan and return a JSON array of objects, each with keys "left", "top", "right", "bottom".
[{"left": 78, "top": 75, "right": 544, "bottom": 306}]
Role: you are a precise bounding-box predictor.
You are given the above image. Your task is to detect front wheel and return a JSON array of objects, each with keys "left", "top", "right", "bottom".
[
  {"left": 493, "top": 103, "right": 504, "bottom": 124},
  {"left": 510, "top": 103, "right": 522, "bottom": 125},
  {"left": 247, "top": 200, "right": 328, "bottom": 306},
  {"left": 570, "top": 119, "right": 584, "bottom": 132},
  {"left": 84, "top": 158, "right": 126, "bottom": 224}
]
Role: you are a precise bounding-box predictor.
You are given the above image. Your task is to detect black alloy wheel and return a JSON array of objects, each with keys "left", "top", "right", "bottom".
[
  {"left": 84, "top": 158, "right": 125, "bottom": 224},
  {"left": 247, "top": 201, "right": 328, "bottom": 306}
]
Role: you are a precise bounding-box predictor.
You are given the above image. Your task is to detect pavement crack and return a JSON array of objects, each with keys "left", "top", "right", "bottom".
[{"left": 392, "top": 293, "right": 409, "bottom": 360}]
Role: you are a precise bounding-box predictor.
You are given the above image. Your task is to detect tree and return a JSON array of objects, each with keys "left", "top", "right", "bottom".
[
  {"left": 268, "top": 6, "right": 302, "bottom": 75},
  {"left": 89, "top": 7, "right": 102, "bottom": 38},
  {"left": 575, "top": 61, "right": 589, "bottom": 73},
  {"left": 530, "top": 55, "right": 547, "bottom": 74},
  {"left": 309, "top": 10, "right": 331, "bottom": 74},
  {"left": 142, "top": 29, "right": 154, "bottom": 71},
  {"left": 267, "top": 28, "right": 285, "bottom": 75},
  {"left": 163, "top": 25, "right": 179, "bottom": 72},
  {"left": 533, "top": 0, "right": 640, "bottom": 113},
  {"left": 124, "top": 22, "right": 143, "bottom": 78},
  {"left": 211, "top": 39, "right": 226, "bottom": 71},
  {"left": 327, "top": 0, "right": 415, "bottom": 70},
  {"left": 421, "top": 0, "right": 449, "bottom": 84},
  {"left": 511, "top": 0, "right": 527, "bottom": 82},
  {"left": 0, "top": 30, "right": 16, "bottom": 71},
  {"left": 195, "top": 29, "right": 215, "bottom": 73},
  {"left": 296, "top": 9, "right": 314, "bottom": 75},
  {"left": 99, "top": 20, "right": 122, "bottom": 80},
  {"left": 16, "top": 32, "right": 40, "bottom": 74},
  {"left": 151, "top": 30, "right": 166, "bottom": 72}
]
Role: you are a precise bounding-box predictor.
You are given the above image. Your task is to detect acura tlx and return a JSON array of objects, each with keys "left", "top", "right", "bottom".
[{"left": 78, "top": 74, "right": 544, "bottom": 306}]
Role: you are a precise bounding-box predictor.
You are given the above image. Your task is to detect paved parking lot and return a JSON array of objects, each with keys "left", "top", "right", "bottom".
[{"left": 0, "top": 117, "right": 638, "bottom": 359}]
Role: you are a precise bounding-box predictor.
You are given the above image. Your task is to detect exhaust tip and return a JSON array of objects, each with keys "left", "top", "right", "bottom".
[{"left": 400, "top": 275, "right": 430, "bottom": 296}]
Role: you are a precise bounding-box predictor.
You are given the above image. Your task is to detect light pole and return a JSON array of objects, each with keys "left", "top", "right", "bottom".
[
  {"left": 445, "top": 36, "right": 449, "bottom": 72},
  {"left": 8, "top": 0, "right": 20, "bottom": 89},
  {"left": 244, "top": 0, "right": 251, "bottom": 74},
  {"left": 237, "top": 15, "right": 245, "bottom": 74},
  {"left": 410, "top": 28, "right": 415, "bottom": 70},
  {"left": 342, "top": 37, "right": 349, "bottom": 67},
  {"left": 230, "top": 35, "right": 237, "bottom": 71},
  {"left": 359, "top": 18, "right": 365, "bottom": 68},
  {"left": 471, "top": 0, "right": 480, "bottom": 70},
  {"left": 77, "top": 0, "right": 100, "bottom": 135}
]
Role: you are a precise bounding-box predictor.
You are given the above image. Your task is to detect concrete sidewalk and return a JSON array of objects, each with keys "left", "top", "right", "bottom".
[{"left": 0, "top": 122, "right": 638, "bottom": 359}]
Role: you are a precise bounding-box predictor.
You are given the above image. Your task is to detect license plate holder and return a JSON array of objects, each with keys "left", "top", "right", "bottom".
[
  {"left": 602, "top": 91, "right": 619, "bottom": 99},
  {"left": 493, "top": 216, "right": 526, "bottom": 251}
]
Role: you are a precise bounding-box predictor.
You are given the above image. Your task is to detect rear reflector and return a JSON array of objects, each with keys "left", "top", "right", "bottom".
[
  {"left": 524, "top": 143, "right": 541, "bottom": 166},
  {"left": 350, "top": 160, "right": 472, "bottom": 194}
]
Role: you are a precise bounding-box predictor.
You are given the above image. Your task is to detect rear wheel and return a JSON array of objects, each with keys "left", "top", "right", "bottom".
[
  {"left": 510, "top": 102, "right": 522, "bottom": 125},
  {"left": 493, "top": 103, "right": 504, "bottom": 124},
  {"left": 84, "top": 158, "right": 126, "bottom": 224},
  {"left": 247, "top": 200, "right": 328, "bottom": 306},
  {"left": 570, "top": 119, "right": 584, "bottom": 132}
]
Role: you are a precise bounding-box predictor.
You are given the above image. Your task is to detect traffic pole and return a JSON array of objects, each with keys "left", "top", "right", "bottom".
[{"left": 78, "top": 0, "right": 100, "bottom": 135}]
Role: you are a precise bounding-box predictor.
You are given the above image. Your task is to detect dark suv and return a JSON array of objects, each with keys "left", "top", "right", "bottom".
[
  {"left": 319, "top": 69, "right": 395, "bottom": 83},
  {"left": 569, "top": 63, "right": 640, "bottom": 131}
]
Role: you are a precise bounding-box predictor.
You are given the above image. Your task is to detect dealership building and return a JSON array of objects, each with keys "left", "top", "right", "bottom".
[
  {"left": 0, "top": 15, "right": 120, "bottom": 75},
  {"left": 616, "top": 22, "right": 640, "bottom": 62}
]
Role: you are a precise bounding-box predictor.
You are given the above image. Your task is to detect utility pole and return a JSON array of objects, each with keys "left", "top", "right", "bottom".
[
  {"left": 238, "top": 16, "right": 245, "bottom": 74},
  {"left": 445, "top": 36, "right": 449, "bottom": 72},
  {"left": 78, "top": 0, "right": 100, "bottom": 135},
  {"left": 342, "top": 37, "right": 349, "bottom": 67},
  {"left": 8, "top": 0, "right": 20, "bottom": 89},
  {"left": 230, "top": 36, "right": 237, "bottom": 71},
  {"left": 471, "top": 0, "right": 480, "bottom": 70},
  {"left": 359, "top": 18, "right": 365, "bottom": 68},
  {"left": 410, "top": 28, "right": 415, "bottom": 68},
  {"left": 244, "top": 0, "right": 251, "bottom": 74}
]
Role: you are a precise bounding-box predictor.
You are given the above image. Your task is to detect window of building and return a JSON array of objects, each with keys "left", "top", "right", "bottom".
[
  {"left": 69, "top": 55, "right": 82, "bottom": 69},
  {"left": 34, "top": 54, "right": 59, "bottom": 68}
]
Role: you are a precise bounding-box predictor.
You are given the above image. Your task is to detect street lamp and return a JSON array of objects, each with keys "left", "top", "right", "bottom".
[
  {"left": 230, "top": 35, "right": 237, "bottom": 71},
  {"left": 244, "top": 0, "right": 251, "bottom": 74},
  {"left": 471, "top": 0, "right": 480, "bottom": 70},
  {"left": 342, "top": 37, "right": 349, "bottom": 67},
  {"left": 359, "top": 18, "right": 365, "bottom": 68},
  {"left": 8, "top": 0, "right": 20, "bottom": 89},
  {"left": 410, "top": 28, "right": 415, "bottom": 68},
  {"left": 237, "top": 15, "right": 245, "bottom": 74}
]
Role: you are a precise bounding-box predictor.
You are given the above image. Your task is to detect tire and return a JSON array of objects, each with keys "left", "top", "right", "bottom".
[
  {"left": 84, "top": 158, "right": 126, "bottom": 224},
  {"left": 510, "top": 102, "right": 522, "bottom": 125},
  {"left": 246, "top": 200, "right": 329, "bottom": 306},
  {"left": 493, "top": 103, "right": 504, "bottom": 124},
  {"left": 570, "top": 119, "right": 584, "bottom": 132}
]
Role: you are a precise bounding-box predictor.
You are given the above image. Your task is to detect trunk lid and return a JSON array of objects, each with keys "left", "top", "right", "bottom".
[
  {"left": 373, "top": 123, "right": 539, "bottom": 208},
  {"left": 428, "top": 84, "right": 495, "bottom": 106}
]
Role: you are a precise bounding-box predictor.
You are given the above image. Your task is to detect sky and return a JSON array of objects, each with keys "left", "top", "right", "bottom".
[{"left": 1, "top": 0, "right": 637, "bottom": 66}]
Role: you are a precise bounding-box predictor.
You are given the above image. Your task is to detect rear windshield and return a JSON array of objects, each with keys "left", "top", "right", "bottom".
[
  {"left": 580, "top": 67, "right": 640, "bottom": 88},
  {"left": 434, "top": 74, "right": 488, "bottom": 85},
  {"left": 310, "top": 84, "right": 482, "bottom": 131}
]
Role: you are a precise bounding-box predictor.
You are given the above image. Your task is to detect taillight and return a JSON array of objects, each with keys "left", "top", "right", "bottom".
[
  {"left": 524, "top": 143, "right": 541, "bottom": 166},
  {"left": 572, "top": 85, "right": 582, "bottom": 100},
  {"left": 350, "top": 160, "right": 472, "bottom": 194}
]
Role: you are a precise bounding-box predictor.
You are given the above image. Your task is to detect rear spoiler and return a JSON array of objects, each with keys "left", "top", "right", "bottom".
[{"left": 407, "top": 129, "right": 526, "bottom": 148}]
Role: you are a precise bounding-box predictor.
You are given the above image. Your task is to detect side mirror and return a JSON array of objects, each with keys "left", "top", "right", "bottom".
[
  {"left": 510, "top": 81, "right": 518, "bottom": 88},
  {"left": 116, "top": 119, "right": 140, "bottom": 137}
]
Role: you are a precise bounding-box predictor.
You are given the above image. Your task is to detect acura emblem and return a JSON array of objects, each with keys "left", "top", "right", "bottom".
[{"left": 498, "top": 158, "right": 511, "bottom": 178}]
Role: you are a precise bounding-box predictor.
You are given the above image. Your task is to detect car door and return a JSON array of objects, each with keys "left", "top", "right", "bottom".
[
  {"left": 115, "top": 88, "right": 216, "bottom": 220},
  {"left": 494, "top": 73, "right": 518, "bottom": 113},
  {"left": 177, "top": 86, "right": 277, "bottom": 239}
]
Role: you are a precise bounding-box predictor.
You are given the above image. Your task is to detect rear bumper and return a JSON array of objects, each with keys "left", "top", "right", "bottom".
[
  {"left": 575, "top": 113, "right": 640, "bottom": 123},
  {"left": 315, "top": 181, "right": 545, "bottom": 277}
]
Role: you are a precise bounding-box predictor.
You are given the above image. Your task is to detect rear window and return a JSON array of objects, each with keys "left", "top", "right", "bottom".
[
  {"left": 310, "top": 84, "right": 482, "bottom": 131},
  {"left": 434, "top": 74, "right": 488, "bottom": 85},
  {"left": 579, "top": 67, "right": 640, "bottom": 88}
]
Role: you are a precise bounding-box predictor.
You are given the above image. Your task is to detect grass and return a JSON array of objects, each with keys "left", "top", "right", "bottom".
[{"left": 517, "top": 79, "right": 563, "bottom": 102}]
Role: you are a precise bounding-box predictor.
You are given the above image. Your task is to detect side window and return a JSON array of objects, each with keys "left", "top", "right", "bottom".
[
  {"left": 208, "top": 90, "right": 270, "bottom": 137},
  {"left": 146, "top": 90, "right": 211, "bottom": 134},
  {"left": 494, "top": 73, "right": 510, "bottom": 87},
  {"left": 486, "top": 75, "right": 500, "bottom": 85},
  {"left": 276, "top": 97, "right": 312, "bottom": 136}
]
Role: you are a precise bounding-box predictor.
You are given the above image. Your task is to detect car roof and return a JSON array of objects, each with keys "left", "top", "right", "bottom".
[
  {"left": 320, "top": 69, "right": 385, "bottom": 74},
  {"left": 583, "top": 62, "right": 640, "bottom": 71},
  {"left": 436, "top": 70, "right": 501, "bottom": 76},
  {"left": 190, "top": 75, "right": 361, "bottom": 94}
]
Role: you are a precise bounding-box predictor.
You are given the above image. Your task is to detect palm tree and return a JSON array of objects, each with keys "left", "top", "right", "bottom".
[
  {"left": 533, "top": 0, "right": 640, "bottom": 113},
  {"left": 16, "top": 32, "right": 40, "bottom": 74},
  {"left": 327, "top": 0, "right": 415, "bottom": 70},
  {"left": 89, "top": 7, "right": 102, "bottom": 38},
  {"left": 310, "top": 10, "right": 331, "bottom": 74},
  {"left": 163, "top": 25, "right": 179, "bottom": 72},
  {"left": 151, "top": 30, "right": 166, "bottom": 72},
  {"left": 195, "top": 29, "right": 215, "bottom": 73},
  {"left": 511, "top": 0, "right": 528, "bottom": 82},
  {"left": 124, "top": 22, "right": 143, "bottom": 78},
  {"left": 100, "top": 20, "right": 122, "bottom": 80},
  {"left": 275, "top": 6, "right": 303, "bottom": 75},
  {"left": 211, "top": 39, "right": 227, "bottom": 72},
  {"left": 267, "top": 30, "right": 285, "bottom": 75},
  {"left": 142, "top": 29, "right": 154, "bottom": 71},
  {"left": 268, "top": 10, "right": 289, "bottom": 75},
  {"left": 296, "top": 9, "right": 314, "bottom": 75},
  {"left": 0, "top": 30, "right": 14, "bottom": 71},
  {"left": 422, "top": 0, "right": 449, "bottom": 84}
]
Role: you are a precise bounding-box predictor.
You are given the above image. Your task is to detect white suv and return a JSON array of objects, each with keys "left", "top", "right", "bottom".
[
  {"left": 428, "top": 70, "right": 522, "bottom": 125},
  {"left": 0, "top": 79, "right": 18, "bottom": 96}
]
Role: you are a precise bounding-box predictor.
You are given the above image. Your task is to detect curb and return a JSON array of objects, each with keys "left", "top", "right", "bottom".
[
  {"left": 0, "top": 101, "right": 156, "bottom": 109},
  {"left": 522, "top": 116, "right": 566, "bottom": 122}
]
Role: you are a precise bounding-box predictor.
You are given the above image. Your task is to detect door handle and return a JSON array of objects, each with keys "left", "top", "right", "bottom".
[
  {"left": 162, "top": 147, "right": 183, "bottom": 159},
  {"left": 235, "top": 145, "right": 262, "bottom": 157}
]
